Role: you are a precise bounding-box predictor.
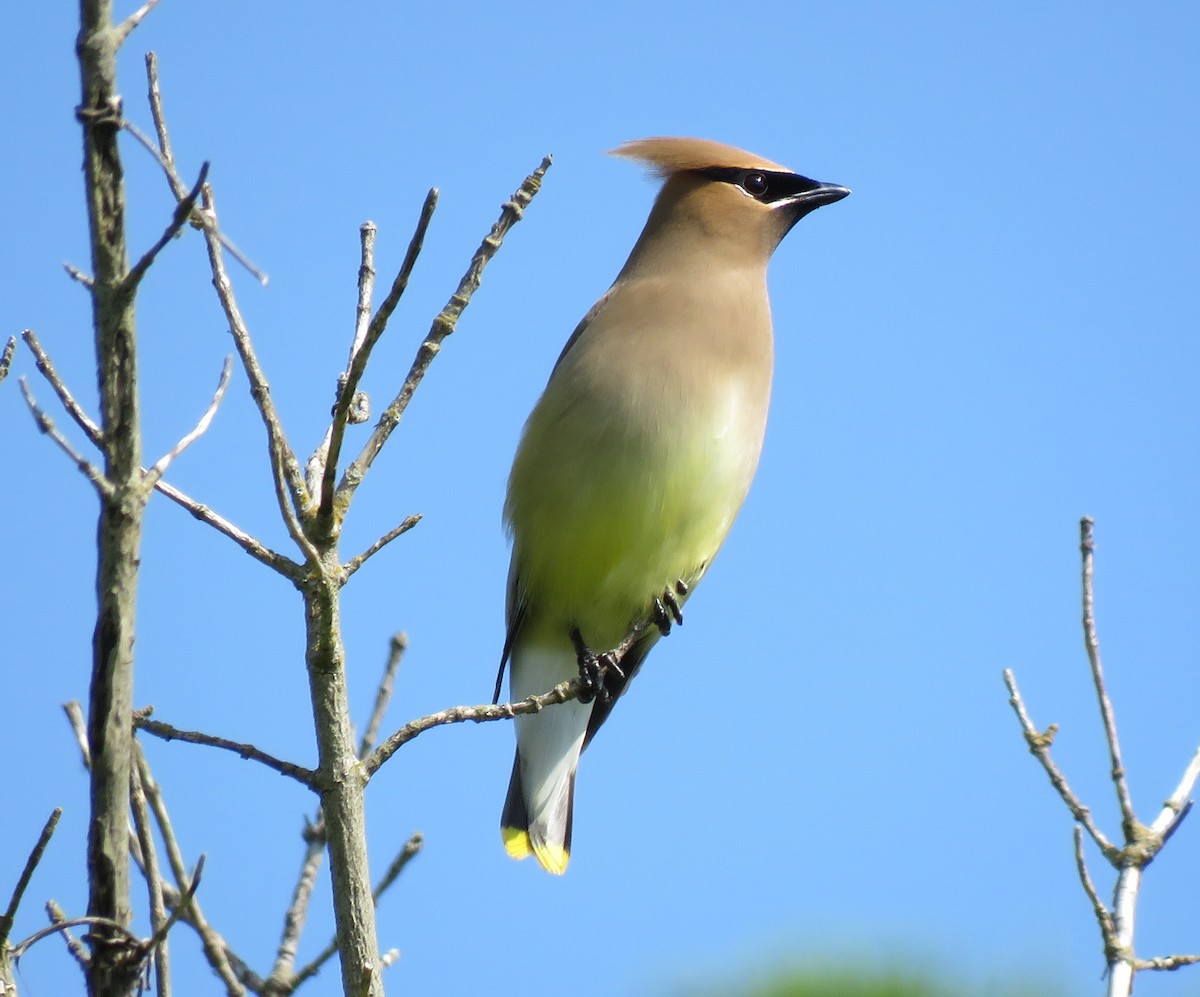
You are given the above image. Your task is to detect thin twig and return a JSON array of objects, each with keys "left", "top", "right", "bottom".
[
  {"left": 46, "top": 900, "right": 89, "bottom": 970},
  {"left": 11, "top": 916, "right": 140, "bottom": 961},
  {"left": 1079, "top": 517, "right": 1138, "bottom": 831},
  {"left": 144, "top": 54, "right": 178, "bottom": 186},
  {"left": 1002, "top": 669, "right": 1119, "bottom": 860},
  {"left": 317, "top": 191, "right": 439, "bottom": 525},
  {"left": 129, "top": 760, "right": 170, "bottom": 997},
  {"left": 121, "top": 161, "right": 210, "bottom": 298},
  {"left": 152, "top": 479, "right": 301, "bottom": 577},
  {"left": 140, "top": 856, "right": 205, "bottom": 959},
  {"left": 341, "top": 514, "right": 422, "bottom": 582},
  {"left": 1073, "top": 826, "right": 1117, "bottom": 955},
  {"left": 135, "top": 746, "right": 247, "bottom": 997},
  {"left": 64, "top": 263, "right": 95, "bottom": 287},
  {"left": 113, "top": 0, "right": 161, "bottom": 44},
  {"left": 371, "top": 833, "right": 423, "bottom": 903},
  {"left": 19, "top": 378, "right": 112, "bottom": 496},
  {"left": 289, "top": 834, "right": 422, "bottom": 992},
  {"left": 0, "top": 336, "right": 15, "bottom": 386},
  {"left": 132, "top": 56, "right": 269, "bottom": 285},
  {"left": 1150, "top": 746, "right": 1200, "bottom": 839},
  {"left": 337, "top": 157, "right": 551, "bottom": 506},
  {"left": 144, "top": 356, "right": 232, "bottom": 486},
  {"left": 359, "top": 634, "right": 408, "bottom": 759},
  {"left": 268, "top": 828, "right": 325, "bottom": 990},
  {"left": 1, "top": 808, "right": 63, "bottom": 945},
  {"left": 22, "top": 329, "right": 104, "bottom": 447},
  {"left": 363, "top": 675, "right": 584, "bottom": 780},
  {"left": 135, "top": 714, "right": 317, "bottom": 788},
  {"left": 199, "top": 184, "right": 318, "bottom": 565}
]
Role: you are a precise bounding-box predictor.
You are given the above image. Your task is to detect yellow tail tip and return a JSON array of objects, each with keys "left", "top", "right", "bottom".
[{"left": 501, "top": 826, "right": 570, "bottom": 875}]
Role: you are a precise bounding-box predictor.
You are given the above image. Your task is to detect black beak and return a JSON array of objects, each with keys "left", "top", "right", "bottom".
[{"left": 788, "top": 179, "right": 851, "bottom": 211}]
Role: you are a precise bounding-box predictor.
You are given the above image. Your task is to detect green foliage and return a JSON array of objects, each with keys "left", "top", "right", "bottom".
[{"left": 680, "top": 963, "right": 1063, "bottom": 997}]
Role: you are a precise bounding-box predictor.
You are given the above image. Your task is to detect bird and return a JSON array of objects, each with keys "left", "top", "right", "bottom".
[{"left": 496, "top": 137, "right": 849, "bottom": 874}]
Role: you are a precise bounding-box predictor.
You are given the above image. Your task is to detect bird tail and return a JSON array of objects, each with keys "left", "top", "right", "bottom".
[
  {"left": 501, "top": 756, "right": 576, "bottom": 875},
  {"left": 500, "top": 670, "right": 593, "bottom": 874}
]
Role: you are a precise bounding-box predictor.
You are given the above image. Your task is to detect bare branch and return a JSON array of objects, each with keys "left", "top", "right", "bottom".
[
  {"left": 135, "top": 746, "right": 247, "bottom": 997},
  {"left": 0, "top": 336, "right": 15, "bottom": 386},
  {"left": 129, "top": 760, "right": 171, "bottom": 997},
  {"left": 199, "top": 183, "right": 318, "bottom": 564},
  {"left": 372, "top": 832, "right": 423, "bottom": 903},
  {"left": 268, "top": 827, "right": 325, "bottom": 989},
  {"left": 364, "top": 675, "right": 584, "bottom": 780},
  {"left": 46, "top": 900, "right": 90, "bottom": 970},
  {"left": 11, "top": 915, "right": 141, "bottom": 961},
  {"left": 140, "top": 856, "right": 205, "bottom": 961},
  {"left": 113, "top": 0, "right": 161, "bottom": 44},
  {"left": 144, "top": 53, "right": 179, "bottom": 190},
  {"left": 289, "top": 833, "right": 421, "bottom": 993},
  {"left": 64, "top": 262, "right": 95, "bottom": 287},
  {"left": 338, "top": 157, "right": 551, "bottom": 505},
  {"left": 22, "top": 329, "right": 104, "bottom": 447},
  {"left": 341, "top": 514, "right": 422, "bottom": 582},
  {"left": 1002, "top": 668, "right": 1119, "bottom": 860},
  {"left": 152, "top": 479, "right": 301, "bottom": 578},
  {"left": 144, "top": 355, "right": 232, "bottom": 486},
  {"left": 1134, "top": 953, "right": 1200, "bottom": 971},
  {"left": 359, "top": 633, "right": 408, "bottom": 759},
  {"left": 1079, "top": 517, "right": 1138, "bottom": 831},
  {"left": 317, "top": 191, "right": 439, "bottom": 525},
  {"left": 132, "top": 55, "right": 269, "bottom": 285},
  {"left": 1073, "top": 826, "right": 1117, "bottom": 953},
  {"left": 121, "top": 161, "right": 210, "bottom": 298},
  {"left": 19, "top": 378, "right": 112, "bottom": 496},
  {"left": 135, "top": 713, "right": 318, "bottom": 788},
  {"left": 1, "top": 809, "right": 63, "bottom": 946},
  {"left": 1151, "top": 746, "right": 1200, "bottom": 840}
]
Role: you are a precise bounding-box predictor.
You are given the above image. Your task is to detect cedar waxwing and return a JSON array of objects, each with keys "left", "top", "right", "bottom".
[{"left": 497, "top": 137, "right": 849, "bottom": 874}]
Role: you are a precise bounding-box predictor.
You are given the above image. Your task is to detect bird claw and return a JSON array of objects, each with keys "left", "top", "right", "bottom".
[
  {"left": 652, "top": 583, "right": 686, "bottom": 636},
  {"left": 569, "top": 628, "right": 621, "bottom": 704}
]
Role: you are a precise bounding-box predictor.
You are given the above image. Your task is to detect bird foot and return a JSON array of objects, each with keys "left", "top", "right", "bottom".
[
  {"left": 568, "top": 627, "right": 622, "bottom": 704},
  {"left": 652, "top": 580, "right": 687, "bottom": 636}
]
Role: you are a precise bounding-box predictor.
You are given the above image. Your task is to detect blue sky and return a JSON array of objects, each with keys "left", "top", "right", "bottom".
[{"left": 4, "top": 2, "right": 1199, "bottom": 995}]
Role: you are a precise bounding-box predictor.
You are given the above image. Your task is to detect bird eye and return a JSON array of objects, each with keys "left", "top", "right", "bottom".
[{"left": 741, "top": 172, "right": 769, "bottom": 198}]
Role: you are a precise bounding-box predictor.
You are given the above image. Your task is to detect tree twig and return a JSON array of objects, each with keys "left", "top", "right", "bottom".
[
  {"left": 22, "top": 329, "right": 104, "bottom": 446},
  {"left": 135, "top": 714, "right": 318, "bottom": 788},
  {"left": 129, "top": 760, "right": 171, "bottom": 997},
  {"left": 1002, "top": 669, "right": 1118, "bottom": 860},
  {"left": 19, "top": 378, "right": 112, "bottom": 495},
  {"left": 359, "top": 633, "right": 408, "bottom": 759},
  {"left": 134, "top": 745, "right": 248, "bottom": 997},
  {"left": 144, "top": 355, "right": 232, "bottom": 486},
  {"left": 46, "top": 900, "right": 90, "bottom": 970},
  {"left": 199, "top": 183, "right": 318, "bottom": 566},
  {"left": 152, "top": 479, "right": 301, "bottom": 577},
  {"left": 0, "top": 336, "right": 15, "bottom": 386},
  {"left": 1, "top": 808, "right": 63, "bottom": 946},
  {"left": 121, "top": 161, "right": 210, "bottom": 298},
  {"left": 316, "top": 191, "right": 439, "bottom": 527},
  {"left": 340, "top": 515, "right": 422, "bottom": 582},
  {"left": 337, "top": 156, "right": 551, "bottom": 506},
  {"left": 1079, "top": 517, "right": 1138, "bottom": 832}
]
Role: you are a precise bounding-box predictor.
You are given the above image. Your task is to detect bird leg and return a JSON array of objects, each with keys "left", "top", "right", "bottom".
[{"left": 568, "top": 627, "right": 624, "bottom": 704}]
